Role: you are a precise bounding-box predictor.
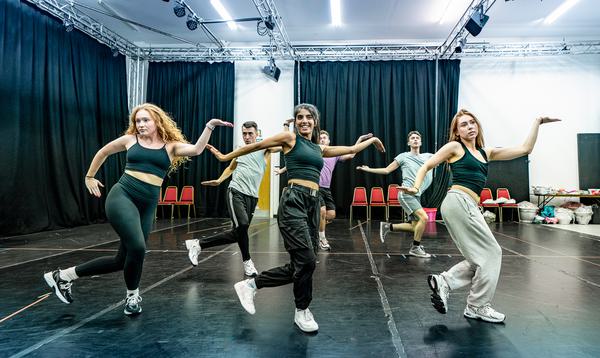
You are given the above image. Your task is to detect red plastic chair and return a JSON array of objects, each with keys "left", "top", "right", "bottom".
[
  {"left": 175, "top": 185, "right": 196, "bottom": 219},
  {"left": 159, "top": 186, "right": 178, "bottom": 220},
  {"left": 480, "top": 188, "right": 499, "bottom": 222},
  {"left": 386, "top": 184, "right": 403, "bottom": 221},
  {"left": 349, "top": 187, "right": 368, "bottom": 224},
  {"left": 369, "top": 187, "right": 387, "bottom": 221},
  {"left": 155, "top": 188, "right": 164, "bottom": 221},
  {"left": 496, "top": 188, "right": 520, "bottom": 222}
]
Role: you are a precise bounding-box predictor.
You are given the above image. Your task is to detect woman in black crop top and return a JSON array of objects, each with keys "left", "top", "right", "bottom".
[
  {"left": 208, "top": 103, "right": 385, "bottom": 333},
  {"left": 43, "top": 103, "right": 232, "bottom": 316},
  {"left": 400, "top": 109, "right": 559, "bottom": 323}
]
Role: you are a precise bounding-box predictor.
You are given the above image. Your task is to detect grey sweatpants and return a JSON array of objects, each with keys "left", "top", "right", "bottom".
[{"left": 440, "top": 189, "right": 502, "bottom": 307}]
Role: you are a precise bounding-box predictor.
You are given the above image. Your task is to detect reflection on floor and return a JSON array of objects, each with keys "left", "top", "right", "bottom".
[{"left": 1, "top": 218, "right": 599, "bottom": 357}]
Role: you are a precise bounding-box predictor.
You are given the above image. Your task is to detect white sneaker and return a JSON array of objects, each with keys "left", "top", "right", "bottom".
[
  {"left": 409, "top": 245, "right": 431, "bottom": 258},
  {"left": 234, "top": 279, "right": 257, "bottom": 314},
  {"left": 319, "top": 238, "right": 331, "bottom": 250},
  {"left": 427, "top": 274, "right": 450, "bottom": 314},
  {"left": 185, "top": 239, "right": 201, "bottom": 266},
  {"left": 294, "top": 308, "right": 319, "bottom": 332},
  {"left": 464, "top": 304, "right": 506, "bottom": 323},
  {"left": 243, "top": 259, "right": 258, "bottom": 277},
  {"left": 379, "top": 222, "right": 391, "bottom": 243},
  {"left": 124, "top": 294, "right": 143, "bottom": 316}
]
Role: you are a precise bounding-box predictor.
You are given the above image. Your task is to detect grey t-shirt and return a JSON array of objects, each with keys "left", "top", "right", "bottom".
[
  {"left": 394, "top": 152, "right": 434, "bottom": 195},
  {"left": 229, "top": 150, "right": 267, "bottom": 198}
]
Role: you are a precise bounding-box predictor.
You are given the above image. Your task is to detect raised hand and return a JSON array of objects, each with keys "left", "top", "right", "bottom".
[
  {"left": 358, "top": 133, "right": 373, "bottom": 142},
  {"left": 201, "top": 179, "right": 220, "bottom": 186},
  {"left": 85, "top": 177, "right": 105, "bottom": 198},
  {"left": 371, "top": 137, "right": 386, "bottom": 152},
  {"left": 537, "top": 117, "right": 561, "bottom": 125},
  {"left": 206, "top": 144, "right": 227, "bottom": 161},
  {"left": 207, "top": 118, "right": 234, "bottom": 128}
]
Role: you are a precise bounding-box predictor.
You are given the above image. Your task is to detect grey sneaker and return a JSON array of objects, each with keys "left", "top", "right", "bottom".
[
  {"left": 409, "top": 245, "right": 431, "bottom": 258},
  {"left": 243, "top": 259, "right": 258, "bottom": 277},
  {"left": 234, "top": 279, "right": 257, "bottom": 314},
  {"left": 319, "top": 238, "right": 331, "bottom": 250},
  {"left": 294, "top": 308, "right": 319, "bottom": 332},
  {"left": 464, "top": 304, "right": 506, "bottom": 323},
  {"left": 124, "top": 294, "right": 142, "bottom": 316},
  {"left": 379, "top": 222, "right": 391, "bottom": 243},
  {"left": 428, "top": 274, "right": 450, "bottom": 314},
  {"left": 185, "top": 239, "right": 201, "bottom": 266},
  {"left": 44, "top": 270, "right": 73, "bottom": 304}
]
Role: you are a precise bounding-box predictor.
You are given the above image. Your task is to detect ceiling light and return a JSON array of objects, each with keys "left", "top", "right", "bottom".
[
  {"left": 543, "top": 0, "right": 579, "bottom": 25},
  {"left": 173, "top": 2, "right": 186, "bottom": 18},
  {"left": 210, "top": 0, "right": 237, "bottom": 30},
  {"left": 330, "top": 0, "right": 342, "bottom": 27},
  {"left": 464, "top": 4, "right": 489, "bottom": 36},
  {"left": 262, "top": 58, "right": 281, "bottom": 82}
]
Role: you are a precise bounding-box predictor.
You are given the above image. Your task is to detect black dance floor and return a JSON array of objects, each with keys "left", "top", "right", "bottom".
[{"left": 1, "top": 218, "right": 600, "bottom": 357}]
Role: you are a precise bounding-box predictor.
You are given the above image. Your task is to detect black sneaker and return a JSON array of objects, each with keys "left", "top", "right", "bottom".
[
  {"left": 44, "top": 269, "right": 73, "bottom": 304},
  {"left": 124, "top": 294, "right": 143, "bottom": 316}
]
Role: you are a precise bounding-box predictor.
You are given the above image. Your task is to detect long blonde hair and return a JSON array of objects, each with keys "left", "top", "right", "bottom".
[
  {"left": 447, "top": 109, "right": 485, "bottom": 148},
  {"left": 125, "top": 103, "right": 190, "bottom": 173}
]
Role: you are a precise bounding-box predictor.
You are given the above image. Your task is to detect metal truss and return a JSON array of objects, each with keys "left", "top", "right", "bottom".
[
  {"left": 25, "top": 0, "right": 139, "bottom": 57},
  {"left": 438, "top": 0, "right": 497, "bottom": 58},
  {"left": 456, "top": 40, "right": 600, "bottom": 58},
  {"left": 251, "top": 0, "right": 295, "bottom": 58}
]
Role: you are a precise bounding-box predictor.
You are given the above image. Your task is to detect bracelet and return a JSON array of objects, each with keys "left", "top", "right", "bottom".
[
  {"left": 85, "top": 175, "right": 94, "bottom": 179},
  {"left": 206, "top": 123, "right": 215, "bottom": 130}
]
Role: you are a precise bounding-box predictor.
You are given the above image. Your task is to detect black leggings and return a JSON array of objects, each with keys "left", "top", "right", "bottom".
[{"left": 75, "top": 174, "right": 159, "bottom": 290}]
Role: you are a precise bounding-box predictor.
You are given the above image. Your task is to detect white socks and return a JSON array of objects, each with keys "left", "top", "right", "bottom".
[
  {"left": 319, "top": 231, "right": 326, "bottom": 239},
  {"left": 127, "top": 288, "right": 139, "bottom": 297},
  {"left": 59, "top": 267, "right": 79, "bottom": 282}
]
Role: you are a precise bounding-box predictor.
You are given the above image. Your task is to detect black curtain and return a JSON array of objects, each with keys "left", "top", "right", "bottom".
[
  {"left": 146, "top": 62, "right": 234, "bottom": 217},
  {"left": 294, "top": 60, "right": 460, "bottom": 218},
  {"left": 0, "top": 0, "right": 129, "bottom": 236}
]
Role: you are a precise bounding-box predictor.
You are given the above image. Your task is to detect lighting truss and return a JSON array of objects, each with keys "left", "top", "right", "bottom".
[
  {"left": 438, "top": 0, "right": 497, "bottom": 58},
  {"left": 24, "top": 0, "right": 139, "bottom": 57},
  {"left": 251, "top": 0, "right": 295, "bottom": 58},
  {"left": 456, "top": 40, "right": 600, "bottom": 58}
]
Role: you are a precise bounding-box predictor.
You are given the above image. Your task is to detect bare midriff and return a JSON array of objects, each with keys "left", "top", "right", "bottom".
[
  {"left": 288, "top": 178, "right": 319, "bottom": 190},
  {"left": 450, "top": 184, "right": 480, "bottom": 203},
  {"left": 125, "top": 169, "right": 163, "bottom": 187}
]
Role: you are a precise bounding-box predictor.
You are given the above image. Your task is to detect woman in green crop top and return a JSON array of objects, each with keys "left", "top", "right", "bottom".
[
  {"left": 400, "top": 109, "right": 559, "bottom": 324},
  {"left": 43, "top": 103, "right": 232, "bottom": 316},
  {"left": 208, "top": 103, "right": 385, "bottom": 333}
]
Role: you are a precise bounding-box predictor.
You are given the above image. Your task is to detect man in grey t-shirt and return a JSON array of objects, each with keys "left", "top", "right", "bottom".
[
  {"left": 185, "top": 121, "right": 279, "bottom": 276},
  {"left": 357, "top": 131, "right": 433, "bottom": 258}
]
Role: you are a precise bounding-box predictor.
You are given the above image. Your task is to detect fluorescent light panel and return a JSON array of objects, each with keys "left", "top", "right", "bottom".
[
  {"left": 210, "top": 0, "right": 237, "bottom": 30},
  {"left": 331, "top": 0, "right": 342, "bottom": 27},
  {"left": 544, "top": 0, "right": 579, "bottom": 25}
]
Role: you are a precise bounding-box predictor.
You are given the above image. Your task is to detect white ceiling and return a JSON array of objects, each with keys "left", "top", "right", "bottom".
[{"left": 71, "top": 0, "right": 600, "bottom": 47}]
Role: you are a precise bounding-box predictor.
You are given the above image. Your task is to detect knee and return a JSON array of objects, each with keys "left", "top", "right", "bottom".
[
  {"left": 235, "top": 223, "right": 249, "bottom": 233},
  {"left": 128, "top": 244, "right": 146, "bottom": 261},
  {"left": 326, "top": 210, "right": 336, "bottom": 220},
  {"left": 296, "top": 257, "right": 317, "bottom": 276}
]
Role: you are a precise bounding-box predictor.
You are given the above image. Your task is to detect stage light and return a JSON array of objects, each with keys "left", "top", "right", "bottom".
[
  {"left": 186, "top": 15, "right": 198, "bottom": 30},
  {"left": 465, "top": 4, "right": 489, "bottom": 36},
  {"left": 262, "top": 58, "right": 281, "bottom": 82},
  {"left": 63, "top": 18, "right": 74, "bottom": 32},
  {"left": 173, "top": 2, "right": 186, "bottom": 17}
]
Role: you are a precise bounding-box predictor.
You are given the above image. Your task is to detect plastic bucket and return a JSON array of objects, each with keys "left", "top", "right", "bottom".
[
  {"left": 519, "top": 208, "right": 538, "bottom": 223},
  {"left": 423, "top": 208, "right": 437, "bottom": 222}
]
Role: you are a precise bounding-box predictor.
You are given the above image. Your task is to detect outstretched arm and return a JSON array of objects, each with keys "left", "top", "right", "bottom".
[
  {"left": 208, "top": 131, "right": 294, "bottom": 162},
  {"left": 85, "top": 135, "right": 132, "bottom": 197},
  {"left": 399, "top": 142, "right": 459, "bottom": 195},
  {"left": 321, "top": 137, "right": 385, "bottom": 158},
  {"left": 171, "top": 119, "right": 233, "bottom": 157},
  {"left": 356, "top": 161, "right": 399, "bottom": 175},
  {"left": 201, "top": 159, "right": 237, "bottom": 186},
  {"left": 340, "top": 133, "right": 374, "bottom": 161},
  {"left": 486, "top": 117, "right": 560, "bottom": 161}
]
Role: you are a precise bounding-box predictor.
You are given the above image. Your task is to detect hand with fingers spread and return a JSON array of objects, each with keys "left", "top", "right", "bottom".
[{"left": 85, "top": 177, "right": 104, "bottom": 198}]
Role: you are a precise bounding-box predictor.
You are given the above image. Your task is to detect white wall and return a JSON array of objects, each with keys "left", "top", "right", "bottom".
[
  {"left": 458, "top": 55, "right": 600, "bottom": 202},
  {"left": 234, "top": 60, "right": 295, "bottom": 217}
]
